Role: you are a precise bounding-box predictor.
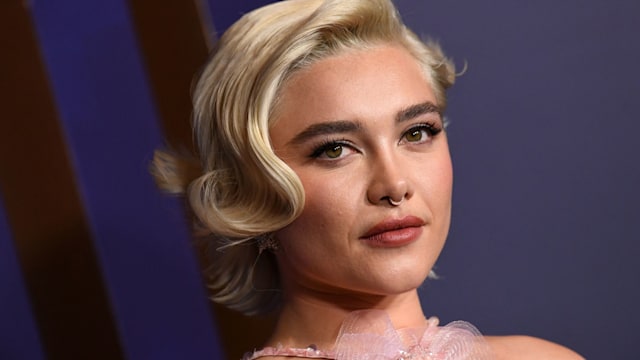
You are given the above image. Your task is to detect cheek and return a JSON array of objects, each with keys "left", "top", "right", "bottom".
[
  {"left": 300, "top": 168, "right": 363, "bottom": 212},
  {"left": 423, "top": 152, "right": 453, "bottom": 197},
  {"left": 276, "top": 172, "right": 360, "bottom": 245},
  {"left": 423, "top": 152, "right": 453, "bottom": 227},
  {"left": 440, "top": 160, "right": 454, "bottom": 199},
  {"left": 293, "top": 184, "right": 351, "bottom": 234},
  {"left": 274, "top": 184, "right": 353, "bottom": 280},
  {"left": 437, "top": 146, "right": 453, "bottom": 189}
]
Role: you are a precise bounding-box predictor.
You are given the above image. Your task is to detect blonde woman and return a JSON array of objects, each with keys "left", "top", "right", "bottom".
[{"left": 153, "top": 0, "right": 583, "bottom": 358}]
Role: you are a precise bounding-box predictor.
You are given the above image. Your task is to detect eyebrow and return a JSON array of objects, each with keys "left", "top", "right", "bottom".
[
  {"left": 287, "top": 120, "right": 362, "bottom": 146},
  {"left": 396, "top": 101, "right": 442, "bottom": 123},
  {"left": 287, "top": 101, "right": 442, "bottom": 146}
]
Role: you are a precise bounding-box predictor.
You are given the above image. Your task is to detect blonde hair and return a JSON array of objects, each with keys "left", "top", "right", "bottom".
[{"left": 152, "top": 0, "right": 455, "bottom": 315}]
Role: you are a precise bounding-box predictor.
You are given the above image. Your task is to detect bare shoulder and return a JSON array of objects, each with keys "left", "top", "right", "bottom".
[{"left": 485, "top": 335, "right": 584, "bottom": 360}]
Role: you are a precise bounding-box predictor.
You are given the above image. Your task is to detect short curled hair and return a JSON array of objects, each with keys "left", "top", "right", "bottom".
[{"left": 152, "top": 0, "right": 455, "bottom": 315}]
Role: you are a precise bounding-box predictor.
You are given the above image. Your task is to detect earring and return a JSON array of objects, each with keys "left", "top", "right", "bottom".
[{"left": 257, "top": 233, "right": 279, "bottom": 253}]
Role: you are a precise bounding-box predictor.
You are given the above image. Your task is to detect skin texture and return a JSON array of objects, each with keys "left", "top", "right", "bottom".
[
  {"left": 268, "top": 44, "right": 451, "bottom": 350},
  {"left": 264, "top": 45, "right": 584, "bottom": 359},
  {"left": 485, "top": 336, "right": 584, "bottom": 359}
]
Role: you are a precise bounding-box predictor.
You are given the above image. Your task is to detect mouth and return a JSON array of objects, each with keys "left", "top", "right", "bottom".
[{"left": 360, "top": 216, "right": 425, "bottom": 248}]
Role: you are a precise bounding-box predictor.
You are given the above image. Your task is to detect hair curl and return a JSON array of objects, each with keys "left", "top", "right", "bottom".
[{"left": 152, "top": 0, "right": 455, "bottom": 315}]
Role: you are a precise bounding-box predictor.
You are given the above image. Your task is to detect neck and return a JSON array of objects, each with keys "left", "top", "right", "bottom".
[{"left": 266, "top": 285, "right": 426, "bottom": 350}]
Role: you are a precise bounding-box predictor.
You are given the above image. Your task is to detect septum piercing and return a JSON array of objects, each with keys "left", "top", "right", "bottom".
[{"left": 388, "top": 197, "right": 403, "bottom": 206}]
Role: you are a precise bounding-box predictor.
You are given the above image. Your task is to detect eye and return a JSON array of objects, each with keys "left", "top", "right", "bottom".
[
  {"left": 324, "top": 144, "right": 344, "bottom": 159},
  {"left": 310, "top": 140, "right": 356, "bottom": 160},
  {"left": 404, "top": 128, "right": 424, "bottom": 142},
  {"left": 401, "top": 123, "right": 442, "bottom": 144}
]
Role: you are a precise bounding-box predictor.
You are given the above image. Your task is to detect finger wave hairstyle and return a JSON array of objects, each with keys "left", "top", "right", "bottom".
[{"left": 152, "top": 0, "right": 456, "bottom": 316}]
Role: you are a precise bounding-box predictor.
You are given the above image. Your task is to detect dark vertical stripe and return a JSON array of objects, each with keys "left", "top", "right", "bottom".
[
  {"left": 127, "top": 0, "right": 209, "bottom": 150},
  {"left": 0, "top": 1, "right": 124, "bottom": 359},
  {"left": 29, "top": 1, "right": 222, "bottom": 358},
  {"left": 128, "top": 1, "right": 280, "bottom": 357},
  {"left": 128, "top": 1, "right": 239, "bottom": 357},
  {"left": 0, "top": 194, "right": 45, "bottom": 360}
]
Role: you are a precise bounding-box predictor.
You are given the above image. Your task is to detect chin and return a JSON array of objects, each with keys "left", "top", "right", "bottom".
[{"left": 362, "top": 266, "right": 433, "bottom": 296}]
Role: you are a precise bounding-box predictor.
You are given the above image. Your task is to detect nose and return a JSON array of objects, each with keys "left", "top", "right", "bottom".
[{"left": 366, "top": 152, "right": 413, "bottom": 206}]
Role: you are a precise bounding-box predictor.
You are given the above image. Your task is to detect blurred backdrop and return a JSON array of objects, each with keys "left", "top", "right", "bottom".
[{"left": 1, "top": 1, "right": 638, "bottom": 359}]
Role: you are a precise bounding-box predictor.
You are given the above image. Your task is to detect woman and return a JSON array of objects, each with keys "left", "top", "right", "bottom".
[{"left": 153, "top": 0, "right": 583, "bottom": 358}]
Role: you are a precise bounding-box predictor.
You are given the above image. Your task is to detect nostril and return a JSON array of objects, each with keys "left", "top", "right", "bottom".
[{"left": 385, "top": 196, "right": 404, "bottom": 206}]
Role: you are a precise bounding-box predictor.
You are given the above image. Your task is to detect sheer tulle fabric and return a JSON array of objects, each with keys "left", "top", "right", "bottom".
[{"left": 245, "top": 310, "right": 493, "bottom": 359}]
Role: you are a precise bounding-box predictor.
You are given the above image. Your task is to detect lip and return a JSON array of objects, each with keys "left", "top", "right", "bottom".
[{"left": 360, "top": 215, "right": 425, "bottom": 248}]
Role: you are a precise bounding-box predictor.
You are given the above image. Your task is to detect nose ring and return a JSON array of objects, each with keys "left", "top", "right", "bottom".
[{"left": 387, "top": 197, "right": 404, "bottom": 206}]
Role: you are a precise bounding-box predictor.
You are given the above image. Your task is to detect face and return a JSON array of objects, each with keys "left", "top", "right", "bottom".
[{"left": 270, "top": 45, "right": 453, "bottom": 300}]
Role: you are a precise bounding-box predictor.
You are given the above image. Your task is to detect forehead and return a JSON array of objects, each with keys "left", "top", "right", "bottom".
[{"left": 272, "top": 45, "right": 437, "bottom": 129}]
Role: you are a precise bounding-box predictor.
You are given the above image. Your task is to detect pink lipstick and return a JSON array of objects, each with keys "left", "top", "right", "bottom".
[{"left": 360, "top": 216, "right": 425, "bottom": 248}]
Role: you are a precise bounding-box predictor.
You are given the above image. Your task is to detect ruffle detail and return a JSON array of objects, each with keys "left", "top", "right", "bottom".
[
  {"left": 245, "top": 344, "right": 334, "bottom": 359},
  {"left": 335, "top": 310, "right": 492, "bottom": 359},
  {"left": 245, "top": 310, "right": 493, "bottom": 359}
]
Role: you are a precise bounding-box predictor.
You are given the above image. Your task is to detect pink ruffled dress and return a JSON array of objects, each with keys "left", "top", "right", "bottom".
[{"left": 243, "top": 310, "right": 493, "bottom": 359}]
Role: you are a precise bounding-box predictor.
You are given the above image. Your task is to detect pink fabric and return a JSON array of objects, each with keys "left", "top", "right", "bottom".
[
  {"left": 245, "top": 345, "right": 334, "bottom": 359},
  {"left": 245, "top": 310, "right": 493, "bottom": 359}
]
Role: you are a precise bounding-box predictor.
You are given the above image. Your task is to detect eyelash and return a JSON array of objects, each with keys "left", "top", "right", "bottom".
[
  {"left": 309, "top": 138, "right": 353, "bottom": 159},
  {"left": 401, "top": 122, "right": 442, "bottom": 143},
  {"left": 309, "top": 122, "right": 442, "bottom": 160}
]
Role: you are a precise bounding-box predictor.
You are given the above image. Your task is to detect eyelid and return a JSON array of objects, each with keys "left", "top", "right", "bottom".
[
  {"left": 400, "top": 122, "right": 442, "bottom": 144},
  {"left": 305, "top": 120, "right": 442, "bottom": 159},
  {"left": 309, "top": 138, "right": 358, "bottom": 160}
]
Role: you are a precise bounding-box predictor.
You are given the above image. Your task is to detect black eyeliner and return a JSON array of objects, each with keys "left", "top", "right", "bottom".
[{"left": 308, "top": 138, "right": 350, "bottom": 158}]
